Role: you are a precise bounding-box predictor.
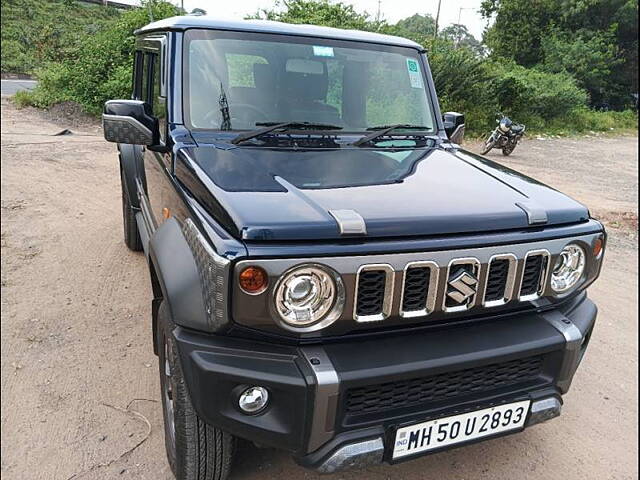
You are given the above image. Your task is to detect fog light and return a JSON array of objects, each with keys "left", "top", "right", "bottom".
[{"left": 238, "top": 386, "right": 269, "bottom": 414}]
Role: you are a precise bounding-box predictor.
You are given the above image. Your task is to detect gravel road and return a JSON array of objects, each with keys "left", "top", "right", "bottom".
[{"left": 1, "top": 97, "right": 637, "bottom": 480}]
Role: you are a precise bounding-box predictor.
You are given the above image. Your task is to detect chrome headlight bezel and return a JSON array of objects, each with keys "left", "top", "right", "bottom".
[
  {"left": 272, "top": 263, "right": 345, "bottom": 332},
  {"left": 550, "top": 243, "right": 587, "bottom": 293}
]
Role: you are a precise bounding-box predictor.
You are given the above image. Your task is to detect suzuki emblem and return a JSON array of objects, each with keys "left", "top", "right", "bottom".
[{"left": 447, "top": 270, "right": 478, "bottom": 304}]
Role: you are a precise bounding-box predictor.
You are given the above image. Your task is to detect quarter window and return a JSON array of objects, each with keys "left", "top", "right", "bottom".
[{"left": 141, "top": 53, "right": 152, "bottom": 104}]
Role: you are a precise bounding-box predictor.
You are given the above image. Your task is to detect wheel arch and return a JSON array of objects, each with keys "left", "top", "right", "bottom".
[
  {"left": 147, "top": 217, "right": 211, "bottom": 354},
  {"left": 118, "top": 143, "right": 146, "bottom": 208},
  {"left": 149, "top": 258, "right": 164, "bottom": 355}
]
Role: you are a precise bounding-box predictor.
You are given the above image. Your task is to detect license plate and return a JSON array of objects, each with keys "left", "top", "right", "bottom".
[{"left": 392, "top": 400, "right": 530, "bottom": 459}]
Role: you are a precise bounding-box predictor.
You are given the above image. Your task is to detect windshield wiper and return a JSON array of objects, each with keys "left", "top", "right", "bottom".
[
  {"left": 231, "top": 121, "right": 343, "bottom": 145},
  {"left": 350, "top": 124, "right": 430, "bottom": 147}
]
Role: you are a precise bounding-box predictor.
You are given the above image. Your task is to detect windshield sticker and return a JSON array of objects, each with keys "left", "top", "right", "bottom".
[
  {"left": 313, "top": 46, "right": 334, "bottom": 57},
  {"left": 406, "top": 58, "right": 423, "bottom": 88}
]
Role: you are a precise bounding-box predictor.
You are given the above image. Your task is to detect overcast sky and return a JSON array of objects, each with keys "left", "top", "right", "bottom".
[{"left": 117, "top": 0, "right": 490, "bottom": 40}]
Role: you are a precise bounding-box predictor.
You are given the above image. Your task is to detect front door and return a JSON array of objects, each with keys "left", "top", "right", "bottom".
[{"left": 135, "top": 37, "right": 171, "bottom": 232}]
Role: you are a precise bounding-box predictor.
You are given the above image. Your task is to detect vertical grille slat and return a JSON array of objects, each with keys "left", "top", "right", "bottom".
[
  {"left": 485, "top": 259, "right": 510, "bottom": 302},
  {"left": 402, "top": 267, "right": 431, "bottom": 312},
  {"left": 356, "top": 270, "right": 386, "bottom": 317},
  {"left": 520, "top": 254, "right": 545, "bottom": 297}
]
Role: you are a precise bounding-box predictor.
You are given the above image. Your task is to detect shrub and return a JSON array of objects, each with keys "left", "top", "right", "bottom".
[
  {"left": 487, "top": 61, "right": 588, "bottom": 121},
  {"left": 18, "top": 0, "right": 180, "bottom": 115},
  {"left": 540, "top": 29, "right": 623, "bottom": 107},
  {"left": 1, "top": 0, "right": 120, "bottom": 74},
  {"left": 420, "top": 39, "right": 498, "bottom": 134},
  {"left": 562, "top": 108, "right": 638, "bottom": 133}
]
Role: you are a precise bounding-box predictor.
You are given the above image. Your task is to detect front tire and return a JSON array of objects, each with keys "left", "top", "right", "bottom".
[
  {"left": 157, "top": 303, "right": 235, "bottom": 480},
  {"left": 480, "top": 135, "right": 496, "bottom": 155}
]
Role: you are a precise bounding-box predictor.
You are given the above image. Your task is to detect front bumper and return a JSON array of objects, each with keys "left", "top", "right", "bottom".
[{"left": 173, "top": 292, "right": 596, "bottom": 472}]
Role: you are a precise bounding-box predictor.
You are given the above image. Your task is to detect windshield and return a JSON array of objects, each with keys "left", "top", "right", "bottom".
[{"left": 183, "top": 29, "right": 436, "bottom": 133}]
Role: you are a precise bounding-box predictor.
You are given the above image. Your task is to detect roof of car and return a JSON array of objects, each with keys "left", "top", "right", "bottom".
[{"left": 136, "top": 16, "right": 423, "bottom": 50}]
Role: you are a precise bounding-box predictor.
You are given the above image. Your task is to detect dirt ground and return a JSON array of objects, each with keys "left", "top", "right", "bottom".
[{"left": 1, "top": 97, "right": 637, "bottom": 480}]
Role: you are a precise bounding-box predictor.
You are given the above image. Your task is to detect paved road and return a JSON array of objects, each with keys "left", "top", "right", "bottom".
[
  {"left": 1, "top": 79, "right": 37, "bottom": 96},
  {"left": 1, "top": 97, "right": 637, "bottom": 480}
]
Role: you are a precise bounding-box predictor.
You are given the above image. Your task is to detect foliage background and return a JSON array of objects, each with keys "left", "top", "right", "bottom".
[
  {"left": 1, "top": 0, "right": 120, "bottom": 74},
  {"left": 4, "top": 0, "right": 638, "bottom": 135}
]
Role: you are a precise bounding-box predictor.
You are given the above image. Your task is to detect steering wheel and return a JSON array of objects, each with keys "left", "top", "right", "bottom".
[{"left": 202, "top": 104, "right": 268, "bottom": 129}]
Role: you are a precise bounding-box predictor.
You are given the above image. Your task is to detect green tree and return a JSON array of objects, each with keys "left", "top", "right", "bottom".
[
  {"left": 394, "top": 13, "right": 436, "bottom": 37},
  {"left": 250, "top": 0, "right": 383, "bottom": 31},
  {"left": 541, "top": 29, "right": 622, "bottom": 106},
  {"left": 481, "top": 0, "right": 638, "bottom": 108},
  {"left": 481, "top": 0, "right": 555, "bottom": 66},
  {"left": 440, "top": 24, "right": 485, "bottom": 55}
]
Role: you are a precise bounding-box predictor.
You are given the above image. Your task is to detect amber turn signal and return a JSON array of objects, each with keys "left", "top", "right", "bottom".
[
  {"left": 239, "top": 266, "right": 268, "bottom": 294},
  {"left": 593, "top": 237, "right": 604, "bottom": 258}
]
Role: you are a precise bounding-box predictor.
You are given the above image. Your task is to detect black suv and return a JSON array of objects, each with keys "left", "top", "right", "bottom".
[{"left": 102, "top": 15, "right": 605, "bottom": 480}]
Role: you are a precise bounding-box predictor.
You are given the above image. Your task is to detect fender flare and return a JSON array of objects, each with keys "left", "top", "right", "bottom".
[
  {"left": 118, "top": 143, "right": 146, "bottom": 208},
  {"left": 148, "top": 218, "right": 211, "bottom": 352}
]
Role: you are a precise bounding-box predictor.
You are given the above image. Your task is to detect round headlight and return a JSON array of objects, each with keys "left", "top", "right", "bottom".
[
  {"left": 273, "top": 264, "right": 344, "bottom": 330},
  {"left": 551, "top": 244, "right": 586, "bottom": 293}
]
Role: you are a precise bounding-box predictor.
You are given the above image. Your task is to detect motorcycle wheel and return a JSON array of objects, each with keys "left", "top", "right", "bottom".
[
  {"left": 480, "top": 137, "right": 496, "bottom": 155},
  {"left": 502, "top": 141, "right": 517, "bottom": 156}
]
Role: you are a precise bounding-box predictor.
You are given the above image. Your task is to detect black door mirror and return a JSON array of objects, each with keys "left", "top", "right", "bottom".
[
  {"left": 442, "top": 112, "right": 465, "bottom": 144},
  {"left": 103, "top": 100, "right": 160, "bottom": 146}
]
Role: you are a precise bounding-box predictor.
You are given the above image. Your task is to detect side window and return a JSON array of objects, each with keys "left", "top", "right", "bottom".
[{"left": 152, "top": 52, "right": 167, "bottom": 142}]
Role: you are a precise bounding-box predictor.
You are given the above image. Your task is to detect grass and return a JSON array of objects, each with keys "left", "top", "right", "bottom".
[{"left": 465, "top": 109, "right": 637, "bottom": 140}]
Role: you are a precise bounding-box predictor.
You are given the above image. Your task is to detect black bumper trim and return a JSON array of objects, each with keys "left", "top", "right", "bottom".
[
  {"left": 174, "top": 328, "right": 313, "bottom": 453},
  {"left": 172, "top": 293, "right": 596, "bottom": 458}
]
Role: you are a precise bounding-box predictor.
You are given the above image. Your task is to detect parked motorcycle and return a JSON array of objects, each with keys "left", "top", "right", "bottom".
[{"left": 481, "top": 114, "right": 526, "bottom": 156}]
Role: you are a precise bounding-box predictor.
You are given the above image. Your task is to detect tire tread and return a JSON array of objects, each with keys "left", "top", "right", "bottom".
[{"left": 158, "top": 303, "right": 235, "bottom": 480}]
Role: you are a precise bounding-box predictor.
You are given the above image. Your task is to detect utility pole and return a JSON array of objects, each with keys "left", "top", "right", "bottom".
[
  {"left": 375, "top": 0, "right": 382, "bottom": 23},
  {"left": 434, "top": 0, "right": 442, "bottom": 38}
]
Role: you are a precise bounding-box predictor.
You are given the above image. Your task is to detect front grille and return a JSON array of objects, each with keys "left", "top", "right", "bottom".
[
  {"left": 353, "top": 248, "right": 550, "bottom": 322},
  {"left": 485, "top": 259, "right": 510, "bottom": 302},
  {"left": 402, "top": 267, "right": 431, "bottom": 312},
  {"left": 520, "top": 254, "right": 545, "bottom": 296},
  {"left": 345, "top": 356, "right": 544, "bottom": 416},
  {"left": 356, "top": 270, "right": 386, "bottom": 317}
]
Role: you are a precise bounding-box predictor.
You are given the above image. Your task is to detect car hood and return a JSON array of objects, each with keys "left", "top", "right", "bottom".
[{"left": 178, "top": 145, "right": 589, "bottom": 241}]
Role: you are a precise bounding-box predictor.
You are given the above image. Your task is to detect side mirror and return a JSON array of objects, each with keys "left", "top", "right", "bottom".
[
  {"left": 103, "top": 100, "right": 159, "bottom": 146},
  {"left": 442, "top": 111, "right": 465, "bottom": 144}
]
